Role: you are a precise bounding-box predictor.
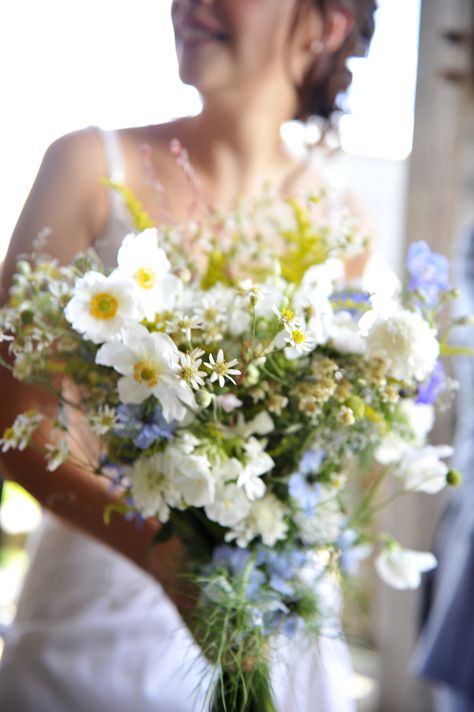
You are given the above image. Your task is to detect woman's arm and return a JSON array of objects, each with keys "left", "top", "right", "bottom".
[{"left": 0, "top": 129, "right": 191, "bottom": 613}]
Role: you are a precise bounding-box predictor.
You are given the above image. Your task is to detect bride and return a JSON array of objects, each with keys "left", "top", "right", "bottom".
[{"left": 0, "top": 1, "right": 376, "bottom": 710}]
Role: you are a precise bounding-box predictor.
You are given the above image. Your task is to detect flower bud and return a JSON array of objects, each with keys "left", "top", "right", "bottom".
[
  {"left": 195, "top": 389, "right": 213, "bottom": 408},
  {"left": 446, "top": 469, "right": 462, "bottom": 487}
]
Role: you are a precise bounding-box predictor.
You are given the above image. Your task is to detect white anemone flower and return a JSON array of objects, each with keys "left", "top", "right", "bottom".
[
  {"left": 375, "top": 544, "right": 437, "bottom": 589},
  {"left": 65, "top": 271, "right": 140, "bottom": 344},
  {"left": 205, "top": 349, "right": 241, "bottom": 387},
  {"left": 115, "top": 229, "right": 181, "bottom": 320},
  {"left": 366, "top": 309, "right": 439, "bottom": 383},
  {"left": 96, "top": 324, "right": 196, "bottom": 423}
]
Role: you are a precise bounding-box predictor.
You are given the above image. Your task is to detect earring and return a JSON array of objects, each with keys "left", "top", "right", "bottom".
[{"left": 310, "top": 39, "right": 325, "bottom": 55}]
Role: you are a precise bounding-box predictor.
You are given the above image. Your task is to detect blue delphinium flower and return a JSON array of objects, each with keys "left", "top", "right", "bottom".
[
  {"left": 407, "top": 241, "right": 450, "bottom": 307},
  {"left": 416, "top": 360, "right": 446, "bottom": 405}
]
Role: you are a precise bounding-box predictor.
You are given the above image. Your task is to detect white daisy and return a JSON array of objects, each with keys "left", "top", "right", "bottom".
[
  {"left": 204, "top": 349, "right": 241, "bottom": 388},
  {"left": 45, "top": 438, "right": 69, "bottom": 471},
  {"left": 65, "top": 271, "right": 140, "bottom": 344},
  {"left": 284, "top": 321, "right": 314, "bottom": 354},
  {"left": 178, "top": 350, "right": 207, "bottom": 390}
]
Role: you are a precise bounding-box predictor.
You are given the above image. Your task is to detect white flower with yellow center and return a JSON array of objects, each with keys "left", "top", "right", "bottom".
[
  {"left": 96, "top": 324, "right": 196, "bottom": 423},
  {"left": 178, "top": 350, "right": 207, "bottom": 390},
  {"left": 45, "top": 438, "right": 69, "bottom": 472},
  {"left": 65, "top": 271, "right": 140, "bottom": 344},
  {"left": 284, "top": 321, "right": 315, "bottom": 355},
  {"left": 204, "top": 349, "right": 241, "bottom": 388},
  {"left": 116, "top": 229, "right": 181, "bottom": 319}
]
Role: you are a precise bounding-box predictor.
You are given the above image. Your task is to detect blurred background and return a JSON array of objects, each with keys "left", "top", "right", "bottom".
[{"left": 0, "top": 1, "right": 473, "bottom": 710}]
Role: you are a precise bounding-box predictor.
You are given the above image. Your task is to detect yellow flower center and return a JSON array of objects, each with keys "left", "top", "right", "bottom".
[
  {"left": 179, "top": 365, "right": 195, "bottom": 382},
  {"left": 134, "top": 267, "right": 156, "bottom": 290},
  {"left": 133, "top": 360, "right": 159, "bottom": 387},
  {"left": 215, "top": 361, "right": 229, "bottom": 376},
  {"left": 90, "top": 292, "right": 119, "bottom": 320},
  {"left": 291, "top": 329, "right": 305, "bottom": 345},
  {"left": 281, "top": 308, "right": 295, "bottom": 322}
]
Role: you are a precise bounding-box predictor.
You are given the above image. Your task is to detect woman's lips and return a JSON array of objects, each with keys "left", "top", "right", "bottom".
[{"left": 177, "top": 17, "right": 229, "bottom": 45}]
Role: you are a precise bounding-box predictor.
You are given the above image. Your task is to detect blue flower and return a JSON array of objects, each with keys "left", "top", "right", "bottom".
[
  {"left": 330, "top": 289, "right": 371, "bottom": 317},
  {"left": 288, "top": 472, "right": 321, "bottom": 516},
  {"left": 416, "top": 361, "right": 445, "bottom": 405},
  {"left": 113, "top": 403, "right": 177, "bottom": 448},
  {"left": 212, "top": 545, "right": 251, "bottom": 575},
  {"left": 300, "top": 448, "right": 325, "bottom": 475},
  {"left": 269, "top": 574, "right": 295, "bottom": 597},
  {"left": 407, "top": 241, "right": 450, "bottom": 307},
  {"left": 337, "top": 529, "right": 370, "bottom": 576}
]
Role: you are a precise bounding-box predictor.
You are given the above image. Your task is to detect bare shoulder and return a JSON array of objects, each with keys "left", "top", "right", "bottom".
[{"left": 1, "top": 127, "right": 109, "bottom": 300}]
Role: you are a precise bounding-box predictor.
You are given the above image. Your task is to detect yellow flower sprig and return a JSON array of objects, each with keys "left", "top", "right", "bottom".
[
  {"left": 279, "top": 198, "right": 328, "bottom": 284},
  {"left": 100, "top": 178, "right": 155, "bottom": 232}
]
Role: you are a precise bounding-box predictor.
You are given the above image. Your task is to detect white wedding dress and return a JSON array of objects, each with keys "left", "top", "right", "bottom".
[{"left": 0, "top": 129, "right": 355, "bottom": 712}]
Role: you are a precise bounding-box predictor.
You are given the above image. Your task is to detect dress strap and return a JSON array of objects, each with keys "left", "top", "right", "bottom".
[
  {"left": 97, "top": 127, "right": 130, "bottom": 227},
  {"left": 99, "top": 128, "right": 126, "bottom": 184}
]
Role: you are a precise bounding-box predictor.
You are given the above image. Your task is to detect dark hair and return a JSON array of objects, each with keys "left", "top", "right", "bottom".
[{"left": 295, "top": 0, "right": 377, "bottom": 123}]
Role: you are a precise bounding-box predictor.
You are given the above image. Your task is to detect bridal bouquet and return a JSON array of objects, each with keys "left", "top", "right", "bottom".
[{"left": 0, "top": 185, "right": 467, "bottom": 711}]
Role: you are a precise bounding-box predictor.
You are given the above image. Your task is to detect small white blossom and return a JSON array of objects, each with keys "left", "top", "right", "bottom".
[
  {"left": 226, "top": 493, "right": 288, "bottom": 547},
  {"left": 87, "top": 406, "right": 119, "bottom": 436},
  {"left": 284, "top": 321, "right": 314, "bottom": 354},
  {"left": 127, "top": 453, "right": 178, "bottom": 522},
  {"left": 178, "top": 351, "right": 207, "bottom": 390},
  {"left": 206, "top": 459, "right": 251, "bottom": 526},
  {"left": 236, "top": 437, "right": 273, "bottom": 500},
  {"left": 45, "top": 439, "right": 69, "bottom": 471},
  {"left": 395, "top": 445, "right": 453, "bottom": 494},
  {"left": 217, "top": 394, "right": 243, "bottom": 413},
  {"left": 205, "top": 349, "right": 241, "bottom": 388},
  {"left": 163, "top": 446, "right": 215, "bottom": 508},
  {"left": 168, "top": 313, "right": 203, "bottom": 342},
  {"left": 375, "top": 545, "right": 437, "bottom": 589},
  {"left": 0, "top": 328, "right": 13, "bottom": 343},
  {"left": 0, "top": 411, "right": 44, "bottom": 452}
]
